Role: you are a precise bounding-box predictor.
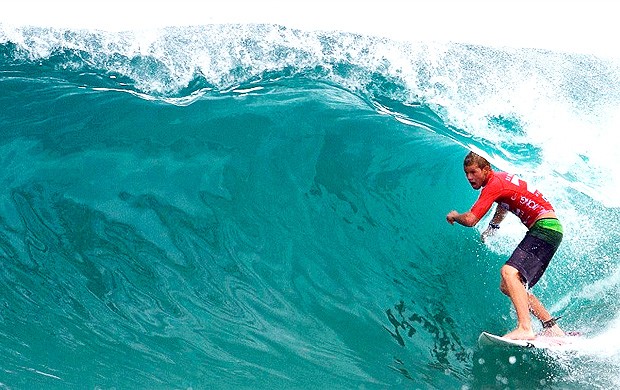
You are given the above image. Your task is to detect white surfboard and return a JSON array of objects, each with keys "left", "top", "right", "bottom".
[{"left": 478, "top": 331, "right": 580, "bottom": 349}]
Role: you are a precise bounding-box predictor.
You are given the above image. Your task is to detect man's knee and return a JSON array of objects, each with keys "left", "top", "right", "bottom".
[
  {"left": 499, "top": 279, "right": 509, "bottom": 296},
  {"left": 499, "top": 264, "right": 521, "bottom": 295},
  {"left": 501, "top": 264, "right": 520, "bottom": 280}
]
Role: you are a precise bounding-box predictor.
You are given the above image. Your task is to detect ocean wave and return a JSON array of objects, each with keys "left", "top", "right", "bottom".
[{"left": 1, "top": 21, "right": 620, "bottom": 388}]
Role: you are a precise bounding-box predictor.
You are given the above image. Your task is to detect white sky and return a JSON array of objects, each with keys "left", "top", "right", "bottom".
[{"left": 2, "top": 1, "right": 619, "bottom": 58}]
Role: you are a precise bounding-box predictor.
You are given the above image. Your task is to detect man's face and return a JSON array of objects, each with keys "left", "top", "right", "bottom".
[{"left": 464, "top": 164, "right": 490, "bottom": 190}]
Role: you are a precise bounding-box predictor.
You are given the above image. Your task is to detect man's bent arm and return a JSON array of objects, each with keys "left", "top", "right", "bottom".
[
  {"left": 446, "top": 210, "right": 480, "bottom": 227},
  {"left": 489, "top": 205, "right": 508, "bottom": 226},
  {"left": 481, "top": 205, "right": 507, "bottom": 241}
]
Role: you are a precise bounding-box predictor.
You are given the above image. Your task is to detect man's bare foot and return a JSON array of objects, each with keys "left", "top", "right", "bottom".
[
  {"left": 503, "top": 327, "right": 536, "bottom": 340},
  {"left": 538, "top": 324, "right": 565, "bottom": 337}
]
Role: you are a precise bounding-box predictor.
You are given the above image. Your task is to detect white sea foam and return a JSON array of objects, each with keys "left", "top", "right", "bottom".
[
  {"left": 3, "top": 1, "right": 620, "bottom": 209},
  {"left": 3, "top": 0, "right": 620, "bottom": 59}
]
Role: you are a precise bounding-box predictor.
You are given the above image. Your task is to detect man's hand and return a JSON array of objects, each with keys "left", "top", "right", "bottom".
[
  {"left": 446, "top": 211, "right": 459, "bottom": 225},
  {"left": 481, "top": 226, "right": 497, "bottom": 242}
]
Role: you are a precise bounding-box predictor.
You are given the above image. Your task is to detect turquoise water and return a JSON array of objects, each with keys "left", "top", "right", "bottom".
[{"left": 1, "top": 23, "right": 620, "bottom": 389}]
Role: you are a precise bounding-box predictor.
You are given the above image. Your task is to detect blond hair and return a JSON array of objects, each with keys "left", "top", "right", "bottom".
[{"left": 463, "top": 151, "right": 491, "bottom": 169}]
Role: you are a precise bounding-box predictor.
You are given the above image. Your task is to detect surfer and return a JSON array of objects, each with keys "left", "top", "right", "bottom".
[{"left": 446, "top": 151, "right": 565, "bottom": 340}]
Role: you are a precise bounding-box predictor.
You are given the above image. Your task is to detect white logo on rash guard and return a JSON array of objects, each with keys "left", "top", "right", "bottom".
[
  {"left": 520, "top": 196, "right": 542, "bottom": 211},
  {"left": 504, "top": 174, "right": 551, "bottom": 223}
]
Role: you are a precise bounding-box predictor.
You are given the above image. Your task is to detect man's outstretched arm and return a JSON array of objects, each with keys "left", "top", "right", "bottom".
[{"left": 446, "top": 210, "right": 480, "bottom": 227}]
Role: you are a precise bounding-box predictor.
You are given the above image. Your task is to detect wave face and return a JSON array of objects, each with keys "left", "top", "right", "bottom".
[{"left": 1, "top": 24, "right": 620, "bottom": 389}]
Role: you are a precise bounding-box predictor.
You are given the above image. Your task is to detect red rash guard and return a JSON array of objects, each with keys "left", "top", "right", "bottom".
[{"left": 470, "top": 171, "right": 554, "bottom": 228}]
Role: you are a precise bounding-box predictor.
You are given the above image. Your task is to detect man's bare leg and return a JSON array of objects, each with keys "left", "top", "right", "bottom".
[
  {"left": 529, "top": 293, "right": 565, "bottom": 337},
  {"left": 499, "top": 264, "right": 536, "bottom": 340}
]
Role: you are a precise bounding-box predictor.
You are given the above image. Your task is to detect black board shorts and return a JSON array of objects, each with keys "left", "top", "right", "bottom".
[{"left": 505, "top": 219, "right": 563, "bottom": 288}]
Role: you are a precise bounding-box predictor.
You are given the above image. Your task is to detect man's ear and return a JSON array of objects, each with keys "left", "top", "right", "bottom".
[{"left": 482, "top": 165, "right": 493, "bottom": 180}]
